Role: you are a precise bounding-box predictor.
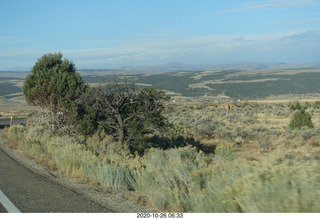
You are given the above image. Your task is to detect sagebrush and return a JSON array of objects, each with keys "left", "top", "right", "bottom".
[{"left": 4, "top": 100, "right": 320, "bottom": 212}]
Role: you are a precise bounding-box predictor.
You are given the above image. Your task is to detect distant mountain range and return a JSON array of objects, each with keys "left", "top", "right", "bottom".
[
  {"left": 120, "top": 61, "right": 320, "bottom": 72},
  {"left": 1, "top": 61, "right": 320, "bottom": 77}
]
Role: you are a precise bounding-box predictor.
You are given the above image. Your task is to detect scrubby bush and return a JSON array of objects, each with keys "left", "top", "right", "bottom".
[
  {"left": 289, "top": 109, "right": 314, "bottom": 130},
  {"left": 214, "top": 141, "right": 235, "bottom": 162},
  {"left": 85, "top": 130, "right": 110, "bottom": 155},
  {"left": 241, "top": 101, "right": 251, "bottom": 108},
  {"left": 312, "top": 101, "right": 320, "bottom": 109},
  {"left": 290, "top": 102, "right": 303, "bottom": 111},
  {"left": 193, "top": 119, "right": 225, "bottom": 137},
  {"left": 77, "top": 83, "right": 170, "bottom": 154},
  {"left": 23, "top": 52, "right": 85, "bottom": 109},
  {"left": 4, "top": 124, "right": 26, "bottom": 145},
  {"left": 5, "top": 123, "right": 320, "bottom": 212},
  {"left": 6, "top": 99, "right": 320, "bottom": 213},
  {"left": 299, "top": 126, "right": 320, "bottom": 140}
]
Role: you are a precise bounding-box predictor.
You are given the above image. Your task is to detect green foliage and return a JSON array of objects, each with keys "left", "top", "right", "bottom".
[
  {"left": 214, "top": 141, "right": 236, "bottom": 162},
  {"left": 312, "top": 101, "right": 320, "bottom": 109},
  {"left": 241, "top": 101, "right": 251, "bottom": 108},
  {"left": 77, "top": 84, "right": 170, "bottom": 154},
  {"left": 22, "top": 52, "right": 85, "bottom": 110},
  {"left": 74, "top": 86, "right": 100, "bottom": 136},
  {"left": 289, "top": 109, "right": 314, "bottom": 130},
  {"left": 5, "top": 119, "right": 320, "bottom": 212},
  {"left": 21, "top": 53, "right": 171, "bottom": 153},
  {"left": 290, "top": 102, "right": 303, "bottom": 111},
  {"left": 82, "top": 71, "right": 320, "bottom": 99},
  {"left": 126, "top": 88, "right": 170, "bottom": 153}
]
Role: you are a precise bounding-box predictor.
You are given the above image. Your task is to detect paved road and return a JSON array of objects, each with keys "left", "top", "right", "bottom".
[
  {"left": 0, "top": 133, "right": 113, "bottom": 213},
  {"left": 0, "top": 203, "right": 6, "bottom": 212},
  {"left": 0, "top": 118, "right": 26, "bottom": 129}
]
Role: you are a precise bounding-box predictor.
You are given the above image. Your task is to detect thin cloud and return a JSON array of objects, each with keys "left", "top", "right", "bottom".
[
  {"left": 0, "top": 36, "right": 42, "bottom": 46},
  {"left": 61, "top": 30, "right": 320, "bottom": 68},
  {"left": 1, "top": 30, "right": 319, "bottom": 70},
  {"left": 272, "top": 19, "right": 320, "bottom": 25},
  {"left": 221, "top": 0, "right": 320, "bottom": 13}
]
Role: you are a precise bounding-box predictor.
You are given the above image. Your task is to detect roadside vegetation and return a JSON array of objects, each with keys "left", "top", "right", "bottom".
[{"left": 3, "top": 53, "right": 320, "bottom": 212}]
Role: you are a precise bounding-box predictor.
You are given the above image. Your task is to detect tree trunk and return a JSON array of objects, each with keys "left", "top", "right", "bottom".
[{"left": 116, "top": 114, "right": 125, "bottom": 143}]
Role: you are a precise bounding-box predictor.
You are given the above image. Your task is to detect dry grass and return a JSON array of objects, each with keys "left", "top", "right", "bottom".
[
  {"left": 224, "top": 68, "right": 320, "bottom": 78},
  {"left": 0, "top": 105, "right": 37, "bottom": 118},
  {"left": 3, "top": 100, "right": 320, "bottom": 212},
  {"left": 249, "top": 98, "right": 320, "bottom": 104},
  {"left": 189, "top": 78, "right": 289, "bottom": 90}
]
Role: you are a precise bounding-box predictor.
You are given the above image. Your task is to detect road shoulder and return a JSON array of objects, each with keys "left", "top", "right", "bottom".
[{"left": 0, "top": 130, "right": 151, "bottom": 213}]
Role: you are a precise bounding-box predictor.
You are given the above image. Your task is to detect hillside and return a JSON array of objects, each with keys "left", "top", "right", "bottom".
[
  {"left": 119, "top": 61, "right": 320, "bottom": 71},
  {"left": 82, "top": 68, "right": 320, "bottom": 100},
  {"left": 2, "top": 68, "right": 320, "bottom": 102}
]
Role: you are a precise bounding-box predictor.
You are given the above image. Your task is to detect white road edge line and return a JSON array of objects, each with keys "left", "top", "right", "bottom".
[{"left": 0, "top": 189, "right": 21, "bottom": 213}]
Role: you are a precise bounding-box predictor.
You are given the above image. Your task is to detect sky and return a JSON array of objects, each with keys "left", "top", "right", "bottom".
[{"left": 1, "top": 0, "right": 320, "bottom": 70}]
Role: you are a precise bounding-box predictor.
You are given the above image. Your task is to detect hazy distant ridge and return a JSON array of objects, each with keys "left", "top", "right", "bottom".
[
  {"left": 120, "top": 61, "right": 320, "bottom": 71},
  {"left": 2, "top": 61, "right": 320, "bottom": 77}
]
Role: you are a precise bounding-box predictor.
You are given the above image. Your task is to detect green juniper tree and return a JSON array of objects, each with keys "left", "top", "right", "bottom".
[
  {"left": 79, "top": 81, "right": 170, "bottom": 154},
  {"left": 23, "top": 52, "right": 84, "bottom": 110},
  {"left": 289, "top": 109, "right": 314, "bottom": 130},
  {"left": 23, "top": 52, "right": 85, "bottom": 132}
]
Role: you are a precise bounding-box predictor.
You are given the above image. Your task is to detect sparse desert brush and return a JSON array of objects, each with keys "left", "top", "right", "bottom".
[
  {"left": 52, "top": 142, "right": 95, "bottom": 177},
  {"left": 308, "top": 136, "right": 320, "bottom": 147},
  {"left": 299, "top": 126, "right": 320, "bottom": 140},
  {"left": 214, "top": 125, "right": 251, "bottom": 140},
  {"left": 193, "top": 118, "right": 225, "bottom": 137},
  {"left": 166, "top": 104, "right": 284, "bottom": 141},
  {"left": 26, "top": 108, "right": 52, "bottom": 130},
  {"left": 273, "top": 108, "right": 290, "bottom": 117},
  {"left": 4, "top": 125, "right": 136, "bottom": 189},
  {"left": 257, "top": 138, "right": 272, "bottom": 152},
  {"left": 85, "top": 130, "right": 114, "bottom": 155},
  {"left": 214, "top": 141, "right": 236, "bottom": 162},
  {"left": 4, "top": 124, "right": 25, "bottom": 143},
  {"left": 187, "top": 159, "right": 320, "bottom": 212},
  {"left": 4, "top": 101, "right": 320, "bottom": 212},
  {"left": 94, "top": 162, "right": 135, "bottom": 189},
  {"left": 239, "top": 116, "right": 257, "bottom": 124},
  {"left": 131, "top": 146, "right": 210, "bottom": 211}
]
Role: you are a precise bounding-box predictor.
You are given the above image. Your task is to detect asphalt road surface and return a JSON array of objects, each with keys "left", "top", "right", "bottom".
[
  {"left": 0, "top": 118, "right": 26, "bottom": 129},
  {"left": 0, "top": 203, "right": 6, "bottom": 212},
  {"left": 0, "top": 119, "right": 149, "bottom": 213},
  {"left": 0, "top": 142, "right": 114, "bottom": 213}
]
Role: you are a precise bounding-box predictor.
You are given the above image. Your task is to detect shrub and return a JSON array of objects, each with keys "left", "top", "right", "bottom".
[
  {"left": 4, "top": 125, "right": 26, "bottom": 145},
  {"left": 85, "top": 130, "right": 115, "bottom": 155},
  {"left": 241, "top": 101, "right": 251, "bottom": 108},
  {"left": 289, "top": 109, "right": 314, "bottom": 130},
  {"left": 23, "top": 52, "right": 84, "bottom": 109},
  {"left": 193, "top": 119, "right": 225, "bottom": 137},
  {"left": 214, "top": 141, "right": 235, "bottom": 162},
  {"left": 78, "top": 83, "right": 170, "bottom": 154},
  {"left": 5, "top": 124, "right": 320, "bottom": 212},
  {"left": 131, "top": 146, "right": 209, "bottom": 211},
  {"left": 312, "top": 101, "right": 320, "bottom": 109},
  {"left": 290, "top": 102, "right": 303, "bottom": 111}
]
